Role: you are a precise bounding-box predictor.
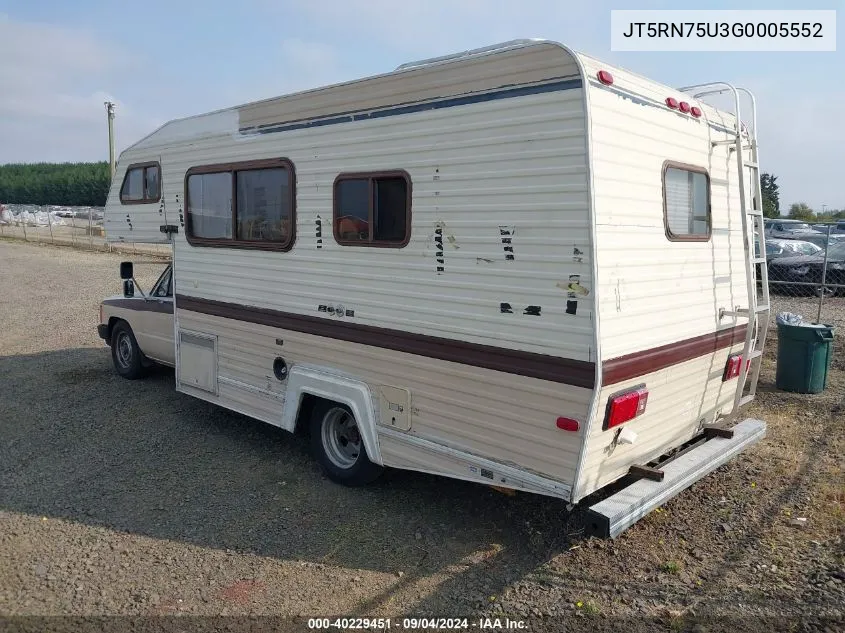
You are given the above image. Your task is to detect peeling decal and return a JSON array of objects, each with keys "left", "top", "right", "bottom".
[
  {"left": 523, "top": 305, "right": 541, "bottom": 317},
  {"left": 434, "top": 222, "right": 445, "bottom": 274},
  {"left": 476, "top": 257, "right": 495, "bottom": 264},
  {"left": 500, "top": 302, "right": 513, "bottom": 314},
  {"left": 566, "top": 300, "right": 577, "bottom": 315},
  {"left": 498, "top": 226, "right": 515, "bottom": 261},
  {"left": 559, "top": 274, "right": 590, "bottom": 298},
  {"left": 572, "top": 246, "right": 584, "bottom": 263},
  {"left": 315, "top": 215, "right": 323, "bottom": 249},
  {"left": 446, "top": 234, "right": 459, "bottom": 249}
]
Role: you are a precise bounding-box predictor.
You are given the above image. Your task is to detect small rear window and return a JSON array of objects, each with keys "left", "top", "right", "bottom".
[
  {"left": 121, "top": 162, "right": 161, "bottom": 204},
  {"left": 663, "top": 163, "right": 710, "bottom": 241}
]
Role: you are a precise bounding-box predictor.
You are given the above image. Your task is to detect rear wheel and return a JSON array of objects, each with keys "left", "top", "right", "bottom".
[
  {"left": 310, "top": 401, "right": 383, "bottom": 486},
  {"left": 110, "top": 321, "right": 146, "bottom": 379}
]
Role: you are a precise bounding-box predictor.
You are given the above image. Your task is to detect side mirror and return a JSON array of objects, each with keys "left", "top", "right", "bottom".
[
  {"left": 120, "top": 261, "right": 134, "bottom": 280},
  {"left": 123, "top": 280, "right": 135, "bottom": 298}
]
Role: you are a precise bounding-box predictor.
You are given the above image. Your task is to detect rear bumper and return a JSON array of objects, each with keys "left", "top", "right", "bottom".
[
  {"left": 97, "top": 324, "right": 109, "bottom": 343},
  {"left": 585, "top": 418, "right": 767, "bottom": 538}
]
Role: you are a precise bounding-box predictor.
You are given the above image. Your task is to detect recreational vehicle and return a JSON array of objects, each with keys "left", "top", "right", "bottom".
[{"left": 99, "top": 39, "right": 769, "bottom": 537}]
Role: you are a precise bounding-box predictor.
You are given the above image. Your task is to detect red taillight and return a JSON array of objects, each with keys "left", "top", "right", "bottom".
[
  {"left": 666, "top": 97, "right": 679, "bottom": 109},
  {"left": 723, "top": 353, "right": 743, "bottom": 381},
  {"left": 605, "top": 386, "right": 649, "bottom": 430},
  {"left": 690, "top": 106, "right": 702, "bottom": 118},
  {"left": 679, "top": 101, "right": 691, "bottom": 113},
  {"left": 597, "top": 70, "right": 614, "bottom": 85},
  {"left": 556, "top": 417, "right": 580, "bottom": 432}
]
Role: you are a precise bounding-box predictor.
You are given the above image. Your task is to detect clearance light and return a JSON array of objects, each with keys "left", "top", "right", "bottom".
[
  {"left": 597, "top": 70, "right": 614, "bottom": 85},
  {"left": 556, "top": 417, "right": 580, "bottom": 432},
  {"left": 679, "top": 101, "right": 691, "bottom": 113},
  {"left": 690, "top": 106, "right": 702, "bottom": 118},
  {"left": 665, "top": 97, "right": 679, "bottom": 109},
  {"left": 605, "top": 386, "right": 649, "bottom": 430}
]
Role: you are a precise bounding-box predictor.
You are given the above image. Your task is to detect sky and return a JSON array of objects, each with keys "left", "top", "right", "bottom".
[{"left": 0, "top": 0, "right": 842, "bottom": 211}]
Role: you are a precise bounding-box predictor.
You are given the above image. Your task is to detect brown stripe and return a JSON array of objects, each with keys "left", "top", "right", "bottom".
[
  {"left": 175, "top": 295, "right": 597, "bottom": 389},
  {"left": 602, "top": 325, "right": 748, "bottom": 386},
  {"left": 103, "top": 298, "right": 174, "bottom": 314}
]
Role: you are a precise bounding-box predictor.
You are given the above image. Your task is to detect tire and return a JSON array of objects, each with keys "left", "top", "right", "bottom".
[
  {"left": 110, "top": 321, "right": 146, "bottom": 379},
  {"left": 310, "top": 401, "right": 383, "bottom": 486}
]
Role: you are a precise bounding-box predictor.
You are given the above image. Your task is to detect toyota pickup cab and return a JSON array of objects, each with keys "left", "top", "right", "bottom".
[{"left": 97, "top": 262, "right": 174, "bottom": 378}]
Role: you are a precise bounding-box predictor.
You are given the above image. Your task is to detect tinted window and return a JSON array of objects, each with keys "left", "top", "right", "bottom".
[
  {"left": 664, "top": 165, "right": 710, "bottom": 240},
  {"left": 334, "top": 172, "right": 410, "bottom": 246},
  {"left": 335, "top": 179, "right": 370, "bottom": 242},
  {"left": 187, "top": 172, "right": 233, "bottom": 239}
]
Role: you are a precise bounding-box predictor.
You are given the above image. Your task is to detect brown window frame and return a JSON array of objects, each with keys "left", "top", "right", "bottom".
[
  {"left": 662, "top": 161, "right": 711, "bottom": 242},
  {"left": 333, "top": 170, "right": 412, "bottom": 248},
  {"left": 184, "top": 157, "right": 296, "bottom": 252},
  {"left": 120, "top": 161, "right": 161, "bottom": 205}
]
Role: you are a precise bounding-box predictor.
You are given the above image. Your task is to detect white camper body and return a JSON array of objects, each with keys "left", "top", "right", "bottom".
[{"left": 104, "top": 40, "right": 767, "bottom": 535}]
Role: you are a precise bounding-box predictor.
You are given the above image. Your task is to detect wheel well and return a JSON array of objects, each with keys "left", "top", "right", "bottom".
[
  {"left": 294, "top": 393, "right": 320, "bottom": 435},
  {"left": 107, "top": 316, "right": 126, "bottom": 340}
]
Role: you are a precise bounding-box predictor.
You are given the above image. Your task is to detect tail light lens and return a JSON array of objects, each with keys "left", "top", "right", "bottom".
[
  {"left": 605, "top": 385, "right": 649, "bottom": 430},
  {"left": 724, "top": 354, "right": 751, "bottom": 381}
]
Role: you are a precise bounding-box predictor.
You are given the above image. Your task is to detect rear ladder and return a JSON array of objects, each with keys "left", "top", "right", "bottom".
[{"left": 678, "top": 83, "right": 770, "bottom": 417}]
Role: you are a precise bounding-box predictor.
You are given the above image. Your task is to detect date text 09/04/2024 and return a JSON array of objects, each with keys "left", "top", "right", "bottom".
[{"left": 307, "top": 618, "right": 528, "bottom": 630}]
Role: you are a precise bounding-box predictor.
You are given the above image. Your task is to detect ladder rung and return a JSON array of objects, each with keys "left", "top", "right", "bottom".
[
  {"left": 739, "top": 394, "right": 755, "bottom": 407},
  {"left": 722, "top": 305, "right": 770, "bottom": 318},
  {"left": 744, "top": 161, "right": 759, "bottom": 169},
  {"left": 748, "top": 210, "right": 765, "bottom": 217},
  {"left": 752, "top": 257, "right": 767, "bottom": 264},
  {"left": 748, "top": 350, "right": 763, "bottom": 360},
  {"left": 712, "top": 139, "right": 739, "bottom": 146}
]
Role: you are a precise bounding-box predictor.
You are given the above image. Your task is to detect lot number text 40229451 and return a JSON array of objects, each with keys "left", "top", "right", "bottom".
[{"left": 307, "top": 617, "right": 528, "bottom": 630}]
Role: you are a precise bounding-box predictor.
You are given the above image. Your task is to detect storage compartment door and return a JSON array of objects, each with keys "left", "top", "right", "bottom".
[
  {"left": 104, "top": 156, "right": 169, "bottom": 243},
  {"left": 177, "top": 330, "right": 218, "bottom": 394}
]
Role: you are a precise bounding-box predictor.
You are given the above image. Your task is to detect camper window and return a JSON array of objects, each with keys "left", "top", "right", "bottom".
[
  {"left": 334, "top": 171, "right": 411, "bottom": 247},
  {"left": 663, "top": 163, "right": 710, "bottom": 241},
  {"left": 185, "top": 158, "right": 296, "bottom": 251},
  {"left": 120, "top": 162, "right": 161, "bottom": 204}
]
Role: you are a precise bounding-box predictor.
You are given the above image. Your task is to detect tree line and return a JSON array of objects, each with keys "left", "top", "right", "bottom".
[{"left": 0, "top": 162, "right": 111, "bottom": 207}]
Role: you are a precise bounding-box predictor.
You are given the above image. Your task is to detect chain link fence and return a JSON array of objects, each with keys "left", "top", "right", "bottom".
[
  {"left": 0, "top": 204, "right": 169, "bottom": 258},
  {"left": 763, "top": 224, "right": 844, "bottom": 332}
]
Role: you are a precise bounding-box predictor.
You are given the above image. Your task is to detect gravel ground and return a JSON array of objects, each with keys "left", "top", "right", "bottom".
[{"left": 0, "top": 239, "right": 842, "bottom": 633}]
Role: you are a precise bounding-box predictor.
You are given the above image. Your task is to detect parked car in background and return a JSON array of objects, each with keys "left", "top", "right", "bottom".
[
  {"left": 765, "top": 219, "right": 824, "bottom": 240},
  {"left": 768, "top": 241, "right": 845, "bottom": 297},
  {"left": 834, "top": 221, "right": 845, "bottom": 234},
  {"left": 789, "top": 232, "right": 845, "bottom": 250},
  {"left": 766, "top": 238, "right": 823, "bottom": 259}
]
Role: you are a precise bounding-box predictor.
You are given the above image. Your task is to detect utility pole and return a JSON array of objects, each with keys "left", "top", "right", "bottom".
[{"left": 104, "top": 101, "right": 116, "bottom": 178}]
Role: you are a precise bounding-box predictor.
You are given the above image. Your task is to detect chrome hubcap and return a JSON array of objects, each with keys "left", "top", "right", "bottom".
[
  {"left": 116, "top": 333, "right": 133, "bottom": 368},
  {"left": 321, "top": 407, "right": 361, "bottom": 469}
]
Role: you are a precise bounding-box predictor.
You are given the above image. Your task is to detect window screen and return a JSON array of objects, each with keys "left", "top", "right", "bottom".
[
  {"left": 120, "top": 163, "right": 161, "bottom": 203},
  {"left": 185, "top": 159, "right": 295, "bottom": 249},
  {"left": 334, "top": 172, "right": 410, "bottom": 247},
  {"left": 664, "top": 165, "right": 710, "bottom": 240}
]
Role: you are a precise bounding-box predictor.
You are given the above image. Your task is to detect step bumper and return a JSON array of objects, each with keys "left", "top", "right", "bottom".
[{"left": 585, "top": 418, "right": 767, "bottom": 538}]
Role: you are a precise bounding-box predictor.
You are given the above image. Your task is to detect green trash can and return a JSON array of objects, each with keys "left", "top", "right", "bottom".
[{"left": 776, "top": 322, "right": 835, "bottom": 394}]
